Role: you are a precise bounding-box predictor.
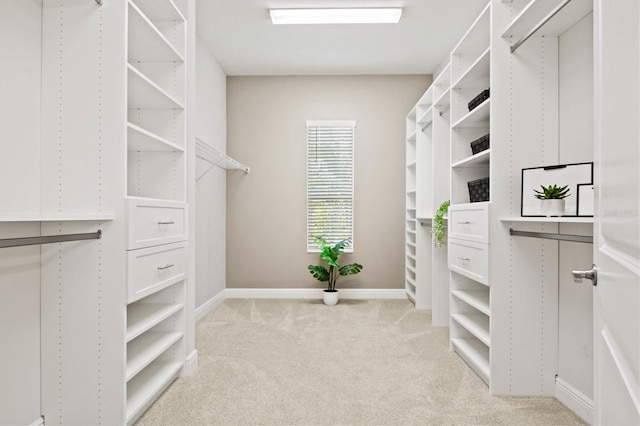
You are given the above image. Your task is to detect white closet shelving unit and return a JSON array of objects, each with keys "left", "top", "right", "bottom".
[
  {"left": 405, "top": 63, "right": 451, "bottom": 325},
  {"left": 447, "top": 2, "right": 492, "bottom": 386},
  {"left": 405, "top": 107, "right": 418, "bottom": 302},
  {"left": 125, "top": 0, "right": 188, "bottom": 423},
  {"left": 35, "top": 1, "right": 192, "bottom": 424}
]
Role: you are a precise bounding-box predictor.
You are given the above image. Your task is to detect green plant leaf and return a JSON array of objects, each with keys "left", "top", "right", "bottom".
[
  {"left": 339, "top": 263, "right": 363, "bottom": 276},
  {"left": 533, "top": 184, "right": 571, "bottom": 199},
  {"left": 432, "top": 200, "right": 450, "bottom": 247},
  {"left": 307, "top": 265, "right": 329, "bottom": 282}
]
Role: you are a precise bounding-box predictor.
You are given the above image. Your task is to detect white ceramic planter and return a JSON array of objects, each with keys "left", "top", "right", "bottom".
[
  {"left": 541, "top": 199, "right": 565, "bottom": 217},
  {"left": 323, "top": 289, "right": 339, "bottom": 306}
]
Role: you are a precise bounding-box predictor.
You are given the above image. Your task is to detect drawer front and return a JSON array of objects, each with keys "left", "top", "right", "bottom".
[
  {"left": 127, "top": 198, "right": 187, "bottom": 250},
  {"left": 127, "top": 242, "right": 187, "bottom": 303},
  {"left": 448, "top": 239, "right": 489, "bottom": 285},
  {"left": 448, "top": 204, "right": 489, "bottom": 244}
]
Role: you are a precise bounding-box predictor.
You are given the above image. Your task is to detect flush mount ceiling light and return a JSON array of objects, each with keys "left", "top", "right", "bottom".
[{"left": 269, "top": 8, "right": 403, "bottom": 25}]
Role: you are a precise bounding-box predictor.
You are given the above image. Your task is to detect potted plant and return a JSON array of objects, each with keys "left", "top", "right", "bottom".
[
  {"left": 432, "top": 200, "right": 449, "bottom": 247},
  {"left": 307, "top": 236, "right": 363, "bottom": 305},
  {"left": 534, "top": 184, "right": 571, "bottom": 217}
]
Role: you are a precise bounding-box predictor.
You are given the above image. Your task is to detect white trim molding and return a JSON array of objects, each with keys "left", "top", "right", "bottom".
[
  {"left": 555, "top": 376, "right": 593, "bottom": 424},
  {"left": 195, "top": 290, "right": 226, "bottom": 322},
  {"left": 225, "top": 288, "right": 407, "bottom": 300},
  {"left": 183, "top": 349, "right": 198, "bottom": 377}
]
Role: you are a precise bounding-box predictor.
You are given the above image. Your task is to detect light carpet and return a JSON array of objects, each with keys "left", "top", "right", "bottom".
[{"left": 137, "top": 298, "right": 586, "bottom": 425}]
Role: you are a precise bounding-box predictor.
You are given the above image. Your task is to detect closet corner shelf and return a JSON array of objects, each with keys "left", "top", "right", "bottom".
[
  {"left": 0, "top": 213, "right": 114, "bottom": 222},
  {"left": 500, "top": 216, "right": 594, "bottom": 224}
]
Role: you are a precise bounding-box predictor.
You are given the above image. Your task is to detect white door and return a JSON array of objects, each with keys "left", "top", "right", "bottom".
[{"left": 592, "top": 0, "right": 640, "bottom": 424}]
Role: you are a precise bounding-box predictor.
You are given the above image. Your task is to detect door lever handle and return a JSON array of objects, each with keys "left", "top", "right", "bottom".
[{"left": 571, "top": 264, "right": 598, "bottom": 286}]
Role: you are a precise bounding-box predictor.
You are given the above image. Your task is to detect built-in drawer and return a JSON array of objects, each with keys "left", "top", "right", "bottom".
[
  {"left": 448, "top": 203, "right": 489, "bottom": 244},
  {"left": 127, "top": 241, "right": 187, "bottom": 303},
  {"left": 448, "top": 239, "right": 489, "bottom": 285},
  {"left": 127, "top": 197, "right": 187, "bottom": 250}
]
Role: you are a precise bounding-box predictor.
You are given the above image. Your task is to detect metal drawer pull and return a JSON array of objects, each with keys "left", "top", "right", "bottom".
[
  {"left": 157, "top": 264, "right": 174, "bottom": 270},
  {"left": 157, "top": 221, "right": 175, "bottom": 225},
  {"left": 458, "top": 221, "right": 472, "bottom": 224},
  {"left": 457, "top": 257, "right": 470, "bottom": 261}
]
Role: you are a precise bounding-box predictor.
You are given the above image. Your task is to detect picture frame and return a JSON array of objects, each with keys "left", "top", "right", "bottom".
[
  {"left": 577, "top": 184, "right": 594, "bottom": 217},
  {"left": 521, "top": 162, "right": 594, "bottom": 217}
]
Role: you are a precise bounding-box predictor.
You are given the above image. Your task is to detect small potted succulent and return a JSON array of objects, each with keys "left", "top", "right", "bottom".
[
  {"left": 534, "top": 184, "right": 571, "bottom": 217},
  {"left": 307, "top": 236, "right": 363, "bottom": 305}
]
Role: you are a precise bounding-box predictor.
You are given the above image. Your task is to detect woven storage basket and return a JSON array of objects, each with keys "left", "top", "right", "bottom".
[
  {"left": 468, "top": 89, "right": 490, "bottom": 111},
  {"left": 470, "top": 133, "right": 490, "bottom": 155},
  {"left": 468, "top": 177, "right": 490, "bottom": 203}
]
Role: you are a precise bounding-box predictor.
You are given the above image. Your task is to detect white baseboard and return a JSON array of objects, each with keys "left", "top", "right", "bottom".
[
  {"left": 195, "top": 289, "right": 226, "bottom": 322},
  {"left": 555, "top": 376, "right": 593, "bottom": 424},
  {"left": 30, "top": 416, "right": 44, "bottom": 426},
  {"left": 224, "top": 288, "right": 407, "bottom": 300},
  {"left": 183, "top": 349, "right": 198, "bottom": 377}
]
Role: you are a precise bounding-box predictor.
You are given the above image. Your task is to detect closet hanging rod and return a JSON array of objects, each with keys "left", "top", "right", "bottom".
[
  {"left": 0, "top": 230, "right": 102, "bottom": 249},
  {"left": 439, "top": 104, "right": 451, "bottom": 117},
  {"left": 421, "top": 122, "right": 433, "bottom": 132},
  {"left": 510, "top": 0, "right": 572, "bottom": 53},
  {"left": 95, "top": 0, "right": 102, "bottom": 5},
  {"left": 509, "top": 228, "right": 592, "bottom": 244}
]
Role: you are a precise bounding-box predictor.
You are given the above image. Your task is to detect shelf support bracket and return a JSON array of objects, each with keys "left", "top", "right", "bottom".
[
  {"left": 0, "top": 230, "right": 102, "bottom": 249},
  {"left": 509, "top": 228, "right": 592, "bottom": 244},
  {"left": 510, "top": 0, "right": 572, "bottom": 53}
]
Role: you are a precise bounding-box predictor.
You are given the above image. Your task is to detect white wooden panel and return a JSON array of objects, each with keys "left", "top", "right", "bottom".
[
  {"left": 0, "top": 0, "right": 41, "bottom": 216},
  {"left": 126, "top": 197, "right": 187, "bottom": 249},
  {"left": 0, "top": 223, "right": 41, "bottom": 425},
  {"left": 127, "top": 241, "right": 186, "bottom": 303}
]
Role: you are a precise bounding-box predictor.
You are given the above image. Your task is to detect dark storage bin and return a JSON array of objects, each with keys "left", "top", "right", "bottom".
[
  {"left": 468, "top": 177, "right": 490, "bottom": 203},
  {"left": 470, "top": 133, "right": 490, "bottom": 155},
  {"left": 468, "top": 89, "right": 490, "bottom": 111}
]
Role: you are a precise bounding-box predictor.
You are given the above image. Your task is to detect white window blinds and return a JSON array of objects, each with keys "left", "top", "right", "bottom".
[{"left": 307, "top": 121, "right": 355, "bottom": 252}]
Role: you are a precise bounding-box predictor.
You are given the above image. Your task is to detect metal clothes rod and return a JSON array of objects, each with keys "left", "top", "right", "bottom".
[
  {"left": 95, "top": 0, "right": 102, "bottom": 5},
  {"left": 0, "top": 230, "right": 102, "bottom": 249},
  {"left": 509, "top": 228, "right": 592, "bottom": 244},
  {"left": 439, "top": 104, "right": 451, "bottom": 117},
  {"left": 511, "top": 0, "right": 572, "bottom": 53},
  {"left": 421, "top": 122, "right": 433, "bottom": 132}
]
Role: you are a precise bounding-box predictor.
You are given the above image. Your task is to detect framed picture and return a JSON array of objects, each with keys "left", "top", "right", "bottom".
[
  {"left": 521, "top": 162, "right": 594, "bottom": 217},
  {"left": 577, "top": 184, "right": 594, "bottom": 217}
]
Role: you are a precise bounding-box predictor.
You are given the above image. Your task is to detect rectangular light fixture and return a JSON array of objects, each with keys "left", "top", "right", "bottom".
[{"left": 269, "top": 8, "right": 403, "bottom": 25}]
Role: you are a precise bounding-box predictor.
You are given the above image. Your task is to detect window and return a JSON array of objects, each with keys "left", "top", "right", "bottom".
[{"left": 307, "top": 120, "right": 355, "bottom": 252}]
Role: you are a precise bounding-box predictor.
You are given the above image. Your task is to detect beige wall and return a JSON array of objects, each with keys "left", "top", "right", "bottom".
[{"left": 226, "top": 75, "right": 431, "bottom": 289}]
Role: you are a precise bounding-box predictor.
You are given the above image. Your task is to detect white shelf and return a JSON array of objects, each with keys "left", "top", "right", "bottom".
[
  {"left": 501, "top": 216, "right": 594, "bottom": 223},
  {"left": 126, "top": 360, "right": 182, "bottom": 423},
  {"left": 451, "top": 338, "right": 490, "bottom": 382},
  {"left": 0, "top": 214, "right": 114, "bottom": 222},
  {"left": 406, "top": 253, "right": 416, "bottom": 262},
  {"left": 434, "top": 88, "right": 451, "bottom": 111},
  {"left": 452, "top": 313, "right": 490, "bottom": 346},
  {"left": 502, "top": 0, "right": 593, "bottom": 38},
  {"left": 128, "top": 64, "right": 184, "bottom": 110},
  {"left": 406, "top": 241, "right": 416, "bottom": 249},
  {"left": 126, "top": 331, "right": 183, "bottom": 381},
  {"left": 406, "top": 265, "right": 416, "bottom": 274},
  {"left": 406, "top": 287, "right": 416, "bottom": 302},
  {"left": 128, "top": 0, "right": 184, "bottom": 63},
  {"left": 417, "top": 106, "right": 434, "bottom": 126},
  {"left": 128, "top": 123, "right": 184, "bottom": 152},
  {"left": 452, "top": 99, "right": 490, "bottom": 129},
  {"left": 406, "top": 277, "right": 416, "bottom": 287},
  {"left": 452, "top": 289, "right": 490, "bottom": 316},
  {"left": 407, "top": 161, "right": 416, "bottom": 169},
  {"left": 452, "top": 149, "right": 491, "bottom": 168},
  {"left": 126, "top": 303, "right": 183, "bottom": 342},
  {"left": 451, "top": 2, "right": 491, "bottom": 57},
  {"left": 406, "top": 189, "right": 416, "bottom": 195},
  {"left": 133, "top": 0, "right": 185, "bottom": 22},
  {"left": 407, "top": 131, "right": 417, "bottom": 142},
  {"left": 452, "top": 47, "right": 491, "bottom": 90}
]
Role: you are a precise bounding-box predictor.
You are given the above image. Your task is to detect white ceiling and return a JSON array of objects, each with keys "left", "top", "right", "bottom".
[{"left": 196, "top": 0, "right": 489, "bottom": 76}]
